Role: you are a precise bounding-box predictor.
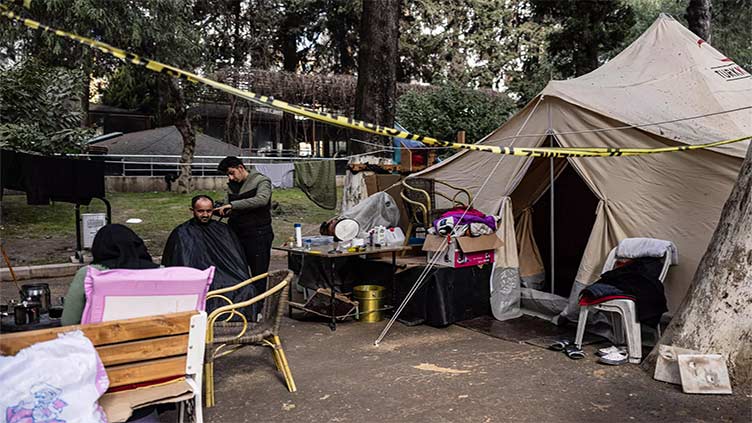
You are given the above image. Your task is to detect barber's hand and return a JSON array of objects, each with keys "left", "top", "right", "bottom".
[{"left": 215, "top": 204, "right": 232, "bottom": 216}]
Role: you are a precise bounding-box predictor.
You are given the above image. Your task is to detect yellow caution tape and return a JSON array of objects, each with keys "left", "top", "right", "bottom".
[{"left": 1, "top": 3, "right": 749, "bottom": 158}]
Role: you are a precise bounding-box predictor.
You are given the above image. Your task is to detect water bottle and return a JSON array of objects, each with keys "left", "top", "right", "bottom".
[{"left": 294, "top": 223, "right": 302, "bottom": 248}]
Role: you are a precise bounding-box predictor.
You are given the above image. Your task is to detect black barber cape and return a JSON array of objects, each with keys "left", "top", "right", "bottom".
[{"left": 162, "top": 219, "right": 257, "bottom": 320}]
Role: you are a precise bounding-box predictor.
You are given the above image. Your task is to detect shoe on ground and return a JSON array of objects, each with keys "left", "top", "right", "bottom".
[
  {"left": 596, "top": 345, "right": 627, "bottom": 357},
  {"left": 598, "top": 350, "right": 629, "bottom": 365}
]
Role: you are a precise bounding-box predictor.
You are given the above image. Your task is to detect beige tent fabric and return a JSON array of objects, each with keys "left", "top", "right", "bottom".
[
  {"left": 510, "top": 158, "right": 567, "bottom": 213},
  {"left": 515, "top": 208, "right": 545, "bottom": 286},
  {"left": 495, "top": 197, "right": 519, "bottom": 268},
  {"left": 554, "top": 103, "right": 742, "bottom": 310},
  {"left": 413, "top": 14, "right": 749, "bottom": 315},
  {"left": 490, "top": 196, "right": 523, "bottom": 321},
  {"left": 415, "top": 98, "right": 550, "bottom": 215},
  {"left": 543, "top": 14, "right": 751, "bottom": 158}
]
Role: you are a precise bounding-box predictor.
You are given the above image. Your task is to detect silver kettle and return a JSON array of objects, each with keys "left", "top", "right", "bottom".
[{"left": 21, "top": 283, "right": 51, "bottom": 314}]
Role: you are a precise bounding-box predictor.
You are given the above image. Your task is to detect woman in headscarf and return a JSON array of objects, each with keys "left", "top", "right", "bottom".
[{"left": 61, "top": 224, "right": 158, "bottom": 325}]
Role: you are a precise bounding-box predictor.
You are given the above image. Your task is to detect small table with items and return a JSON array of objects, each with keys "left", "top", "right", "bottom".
[
  {"left": 1, "top": 282, "right": 63, "bottom": 332},
  {"left": 0, "top": 313, "right": 62, "bottom": 332},
  {"left": 273, "top": 244, "right": 410, "bottom": 331}
]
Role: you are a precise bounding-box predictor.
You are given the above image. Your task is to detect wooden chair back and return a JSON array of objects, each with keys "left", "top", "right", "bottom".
[{"left": 0, "top": 311, "right": 202, "bottom": 390}]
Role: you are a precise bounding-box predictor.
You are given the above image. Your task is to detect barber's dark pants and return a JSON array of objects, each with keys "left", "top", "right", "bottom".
[{"left": 238, "top": 224, "right": 274, "bottom": 292}]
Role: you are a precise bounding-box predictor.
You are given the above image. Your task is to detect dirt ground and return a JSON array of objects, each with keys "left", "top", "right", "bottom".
[
  {"left": 1, "top": 235, "right": 78, "bottom": 266},
  {"left": 3, "top": 253, "right": 750, "bottom": 422},
  {"left": 202, "top": 316, "right": 750, "bottom": 423}
]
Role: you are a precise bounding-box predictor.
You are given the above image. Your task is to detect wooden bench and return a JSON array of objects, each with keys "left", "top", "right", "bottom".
[{"left": 0, "top": 310, "right": 206, "bottom": 423}]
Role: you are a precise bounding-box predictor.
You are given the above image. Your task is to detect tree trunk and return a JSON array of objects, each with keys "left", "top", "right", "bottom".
[
  {"left": 686, "top": 0, "right": 712, "bottom": 43},
  {"left": 277, "top": 11, "right": 302, "bottom": 153},
  {"left": 280, "top": 113, "right": 297, "bottom": 153},
  {"left": 243, "top": 102, "right": 252, "bottom": 150},
  {"left": 80, "top": 50, "right": 92, "bottom": 128},
  {"left": 641, "top": 142, "right": 752, "bottom": 390},
  {"left": 575, "top": 28, "right": 599, "bottom": 77},
  {"left": 353, "top": 0, "right": 401, "bottom": 155},
  {"left": 224, "top": 94, "right": 242, "bottom": 147},
  {"left": 168, "top": 79, "right": 196, "bottom": 194}
]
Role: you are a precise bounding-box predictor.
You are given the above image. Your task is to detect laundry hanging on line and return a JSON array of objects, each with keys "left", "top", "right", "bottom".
[
  {"left": 294, "top": 160, "right": 337, "bottom": 210},
  {"left": 254, "top": 163, "right": 295, "bottom": 189},
  {"left": 0, "top": 149, "right": 105, "bottom": 205}
]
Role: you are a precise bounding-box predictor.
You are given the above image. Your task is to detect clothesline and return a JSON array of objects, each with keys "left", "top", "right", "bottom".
[{"left": 72, "top": 150, "right": 393, "bottom": 162}]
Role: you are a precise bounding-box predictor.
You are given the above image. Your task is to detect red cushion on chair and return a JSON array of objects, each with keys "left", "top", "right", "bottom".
[
  {"left": 106, "top": 375, "right": 184, "bottom": 393},
  {"left": 613, "top": 258, "right": 634, "bottom": 269},
  {"left": 579, "top": 294, "right": 636, "bottom": 306}
]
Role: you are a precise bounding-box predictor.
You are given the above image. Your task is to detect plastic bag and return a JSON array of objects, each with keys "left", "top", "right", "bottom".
[
  {"left": 490, "top": 267, "right": 523, "bottom": 321},
  {"left": 0, "top": 330, "right": 109, "bottom": 423},
  {"left": 340, "top": 192, "right": 401, "bottom": 237}
]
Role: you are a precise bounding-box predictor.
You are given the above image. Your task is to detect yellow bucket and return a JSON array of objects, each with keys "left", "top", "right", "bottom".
[{"left": 353, "top": 285, "right": 386, "bottom": 323}]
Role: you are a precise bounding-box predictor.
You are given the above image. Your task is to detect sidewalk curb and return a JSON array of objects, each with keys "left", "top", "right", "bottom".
[
  {"left": 0, "top": 256, "right": 172, "bottom": 282},
  {"left": 1, "top": 263, "right": 84, "bottom": 281}
]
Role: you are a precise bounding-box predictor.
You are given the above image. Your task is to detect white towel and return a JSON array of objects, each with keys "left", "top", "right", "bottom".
[{"left": 616, "top": 237, "right": 678, "bottom": 265}]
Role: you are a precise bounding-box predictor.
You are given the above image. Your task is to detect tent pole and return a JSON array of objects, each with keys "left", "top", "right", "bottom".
[
  {"left": 548, "top": 96, "right": 555, "bottom": 295},
  {"left": 549, "top": 134, "right": 555, "bottom": 295}
]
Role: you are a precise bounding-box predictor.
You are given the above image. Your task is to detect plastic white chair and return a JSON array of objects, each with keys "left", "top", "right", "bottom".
[{"left": 574, "top": 245, "right": 672, "bottom": 364}]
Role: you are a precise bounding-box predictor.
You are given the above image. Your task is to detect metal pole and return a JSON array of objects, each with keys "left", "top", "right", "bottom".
[
  {"left": 547, "top": 99, "right": 555, "bottom": 296},
  {"left": 550, "top": 136, "right": 555, "bottom": 295}
]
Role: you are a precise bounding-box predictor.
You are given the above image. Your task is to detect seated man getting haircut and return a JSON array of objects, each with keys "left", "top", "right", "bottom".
[{"left": 162, "top": 195, "right": 258, "bottom": 320}]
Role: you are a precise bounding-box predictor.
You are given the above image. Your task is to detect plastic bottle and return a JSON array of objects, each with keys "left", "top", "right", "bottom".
[
  {"left": 385, "top": 227, "right": 405, "bottom": 246},
  {"left": 294, "top": 223, "right": 302, "bottom": 248},
  {"left": 373, "top": 225, "right": 386, "bottom": 247}
]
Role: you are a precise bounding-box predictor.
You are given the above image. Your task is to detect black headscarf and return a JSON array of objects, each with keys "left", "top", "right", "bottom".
[{"left": 91, "top": 224, "right": 159, "bottom": 269}]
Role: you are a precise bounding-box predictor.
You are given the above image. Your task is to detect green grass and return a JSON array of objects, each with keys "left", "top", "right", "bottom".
[{"left": 1, "top": 188, "right": 340, "bottom": 263}]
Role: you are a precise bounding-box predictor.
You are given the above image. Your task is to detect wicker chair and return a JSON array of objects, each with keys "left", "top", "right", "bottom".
[
  {"left": 400, "top": 178, "right": 472, "bottom": 243},
  {"left": 204, "top": 269, "right": 296, "bottom": 407}
]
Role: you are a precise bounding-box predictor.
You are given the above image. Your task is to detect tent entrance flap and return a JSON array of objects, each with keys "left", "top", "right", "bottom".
[{"left": 524, "top": 162, "right": 599, "bottom": 298}]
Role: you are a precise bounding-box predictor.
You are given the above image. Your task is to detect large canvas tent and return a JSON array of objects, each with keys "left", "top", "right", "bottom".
[{"left": 414, "top": 15, "right": 751, "bottom": 322}]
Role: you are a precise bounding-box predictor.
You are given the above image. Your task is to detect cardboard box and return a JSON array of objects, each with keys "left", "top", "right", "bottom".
[{"left": 422, "top": 233, "right": 502, "bottom": 268}]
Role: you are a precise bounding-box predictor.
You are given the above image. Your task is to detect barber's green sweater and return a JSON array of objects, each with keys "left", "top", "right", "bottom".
[{"left": 224, "top": 168, "right": 272, "bottom": 211}]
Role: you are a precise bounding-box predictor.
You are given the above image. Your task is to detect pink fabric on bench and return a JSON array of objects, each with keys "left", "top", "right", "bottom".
[{"left": 81, "top": 266, "right": 214, "bottom": 324}]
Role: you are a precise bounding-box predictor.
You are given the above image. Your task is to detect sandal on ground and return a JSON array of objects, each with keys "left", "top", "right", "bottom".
[
  {"left": 596, "top": 345, "right": 627, "bottom": 357},
  {"left": 548, "top": 339, "right": 572, "bottom": 351},
  {"left": 564, "top": 344, "right": 586, "bottom": 360},
  {"left": 598, "top": 350, "right": 629, "bottom": 365}
]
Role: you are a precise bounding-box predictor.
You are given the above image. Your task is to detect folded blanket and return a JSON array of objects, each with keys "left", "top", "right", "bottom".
[
  {"left": 616, "top": 238, "right": 678, "bottom": 265},
  {"left": 434, "top": 208, "right": 496, "bottom": 234},
  {"left": 470, "top": 222, "right": 494, "bottom": 236}
]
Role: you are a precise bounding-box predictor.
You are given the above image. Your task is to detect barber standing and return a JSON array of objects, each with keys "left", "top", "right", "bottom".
[{"left": 215, "top": 156, "right": 274, "bottom": 281}]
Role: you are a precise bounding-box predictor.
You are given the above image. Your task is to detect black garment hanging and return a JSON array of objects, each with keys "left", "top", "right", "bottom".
[{"left": 0, "top": 149, "right": 105, "bottom": 205}]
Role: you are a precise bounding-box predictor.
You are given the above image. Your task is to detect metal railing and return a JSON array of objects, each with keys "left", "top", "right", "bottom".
[{"left": 73, "top": 154, "right": 357, "bottom": 177}]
